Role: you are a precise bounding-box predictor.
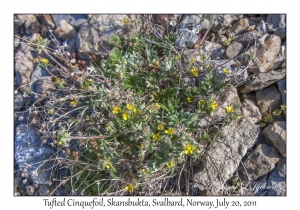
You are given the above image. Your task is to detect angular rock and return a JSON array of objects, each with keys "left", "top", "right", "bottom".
[
  {"left": 265, "top": 167, "right": 286, "bottom": 195},
  {"left": 257, "top": 20, "right": 268, "bottom": 34},
  {"left": 14, "top": 42, "right": 36, "bottom": 92},
  {"left": 200, "top": 41, "right": 225, "bottom": 60},
  {"left": 26, "top": 185, "right": 36, "bottom": 196},
  {"left": 30, "top": 67, "right": 55, "bottom": 98},
  {"left": 234, "top": 30, "right": 262, "bottom": 48},
  {"left": 15, "top": 124, "right": 55, "bottom": 185},
  {"left": 272, "top": 44, "right": 286, "bottom": 70},
  {"left": 77, "top": 15, "right": 143, "bottom": 58},
  {"left": 241, "top": 99, "right": 262, "bottom": 124},
  {"left": 175, "top": 15, "right": 210, "bottom": 48},
  {"left": 198, "top": 85, "right": 241, "bottom": 128},
  {"left": 51, "top": 14, "right": 89, "bottom": 30},
  {"left": 274, "top": 27, "right": 286, "bottom": 39},
  {"left": 247, "top": 34, "right": 281, "bottom": 73},
  {"left": 241, "top": 68, "right": 286, "bottom": 94},
  {"left": 210, "top": 14, "right": 242, "bottom": 35},
  {"left": 263, "top": 121, "right": 286, "bottom": 157},
  {"left": 14, "top": 15, "right": 28, "bottom": 34},
  {"left": 239, "top": 144, "right": 279, "bottom": 181},
  {"left": 14, "top": 93, "right": 27, "bottom": 111},
  {"left": 54, "top": 19, "right": 77, "bottom": 42},
  {"left": 277, "top": 79, "right": 286, "bottom": 105},
  {"left": 38, "top": 14, "right": 56, "bottom": 29},
  {"left": 256, "top": 86, "right": 281, "bottom": 114},
  {"left": 225, "top": 41, "right": 244, "bottom": 59},
  {"left": 24, "top": 15, "right": 40, "bottom": 35},
  {"left": 39, "top": 185, "right": 50, "bottom": 196},
  {"left": 227, "top": 18, "right": 250, "bottom": 36},
  {"left": 266, "top": 14, "right": 286, "bottom": 39},
  {"left": 194, "top": 117, "right": 260, "bottom": 194}
]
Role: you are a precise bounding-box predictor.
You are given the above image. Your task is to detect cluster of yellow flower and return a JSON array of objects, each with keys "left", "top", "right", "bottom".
[
  {"left": 112, "top": 104, "right": 140, "bottom": 121},
  {"left": 190, "top": 67, "right": 199, "bottom": 77}
]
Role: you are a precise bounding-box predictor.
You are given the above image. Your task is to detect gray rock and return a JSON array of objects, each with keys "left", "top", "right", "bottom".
[
  {"left": 201, "top": 41, "right": 225, "bottom": 60},
  {"left": 55, "top": 188, "right": 69, "bottom": 196},
  {"left": 239, "top": 144, "right": 279, "bottom": 181},
  {"left": 250, "top": 175, "right": 268, "bottom": 195},
  {"left": 24, "top": 15, "right": 40, "bottom": 35},
  {"left": 14, "top": 42, "right": 36, "bottom": 92},
  {"left": 247, "top": 34, "right": 281, "bottom": 73},
  {"left": 266, "top": 14, "right": 286, "bottom": 34},
  {"left": 77, "top": 15, "right": 143, "bottom": 58},
  {"left": 272, "top": 44, "right": 286, "bottom": 70},
  {"left": 263, "top": 121, "right": 286, "bottom": 157},
  {"left": 241, "top": 69, "right": 286, "bottom": 94},
  {"left": 250, "top": 16, "right": 267, "bottom": 23},
  {"left": 257, "top": 20, "right": 268, "bottom": 34},
  {"left": 14, "top": 15, "right": 28, "bottom": 34},
  {"left": 277, "top": 157, "right": 286, "bottom": 177},
  {"left": 30, "top": 68, "right": 55, "bottom": 98},
  {"left": 39, "top": 185, "right": 50, "bottom": 196},
  {"left": 38, "top": 14, "right": 56, "bottom": 29},
  {"left": 274, "top": 27, "right": 286, "bottom": 39},
  {"left": 51, "top": 14, "right": 89, "bottom": 30},
  {"left": 14, "top": 36, "right": 21, "bottom": 49},
  {"left": 194, "top": 117, "right": 260, "bottom": 194},
  {"left": 241, "top": 99, "right": 262, "bottom": 124},
  {"left": 198, "top": 85, "right": 241, "bottom": 128},
  {"left": 54, "top": 19, "right": 77, "bottom": 42},
  {"left": 227, "top": 18, "right": 250, "bottom": 36},
  {"left": 26, "top": 185, "right": 36, "bottom": 196},
  {"left": 14, "top": 93, "right": 27, "bottom": 111},
  {"left": 210, "top": 14, "right": 242, "bottom": 35},
  {"left": 265, "top": 167, "right": 286, "bottom": 195},
  {"left": 277, "top": 79, "right": 286, "bottom": 105},
  {"left": 51, "top": 14, "right": 70, "bottom": 27},
  {"left": 14, "top": 172, "right": 23, "bottom": 190},
  {"left": 15, "top": 124, "right": 55, "bottom": 185},
  {"left": 256, "top": 86, "right": 281, "bottom": 114},
  {"left": 225, "top": 41, "right": 244, "bottom": 59},
  {"left": 234, "top": 30, "right": 262, "bottom": 48}
]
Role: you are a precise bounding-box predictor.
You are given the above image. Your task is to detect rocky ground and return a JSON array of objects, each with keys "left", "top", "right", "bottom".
[{"left": 14, "top": 14, "right": 286, "bottom": 196}]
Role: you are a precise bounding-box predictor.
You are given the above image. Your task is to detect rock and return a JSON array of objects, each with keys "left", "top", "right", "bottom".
[
  {"left": 39, "top": 185, "right": 50, "bottom": 196},
  {"left": 216, "top": 34, "right": 228, "bottom": 47},
  {"left": 30, "top": 67, "right": 55, "bottom": 98},
  {"left": 210, "top": 14, "right": 242, "bottom": 35},
  {"left": 256, "top": 86, "right": 281, "bottom": 114},
  {"left": 77, "top": 15, "right": 143, "bottom": 59},
  {"left": 250, "top": 16, "right": 267, "bottom": 23},
  {"left": 14, "top": 42, "right": 36, "bottom": 92},
  {"left": 201, "top": 41, "right": 225, "bottom": 60},
  {"left": 24, "top": 15, "right": 40, "bottom": 35},
  {"left": 14, "top": 172, "right": 23, "bottom": 190},
  {"left": 257, "top": 20, "right": 268, "bottom": 34},
  {"left": 14, "top": 124, "right": 55, "bottom": 185},
  {"left": 277, "top": 157, "right": 286, "bottom": 177},
  {"left": 247, "top": 34, "right": 281, "bottom": 73},
  {"left": 26, "top": 185, "right": 36, "bottom": 196},
  {"left": 263, "top": 121, "right": 286, "bottom": 157},
  {"left": 14, "top": 93, "right": 27, "bottom": 111},
  {"left": 38, "top": 14, "right": 56, "bottom": 29},
  {"left": 234, "top": 30, "right": 262, "bottom": 48},
  {"left": 193, "top": 117, "right": 260, "bottom": 194},
  {"left": 227, "top": 18, "right": 250, "bottom": 36},
  {"left": 265, "top": 166, "right": 286, "bottom": 195},
  {"left": 274, "top": 27, "right": 286, "bottom": 39},
  {"left": 277, "top": 79, "right": 286, "bottom": 105},
  {"left": 225, "top": 41, "right": 244, "bottom": 59},
  {"left": 14, "top": 15, "right": 28, "bottom": 34},
  {"left": 51, "top": 14, "right": 89, "bottom": 30},
  {"left": 241, "top": 68, "right": 286, "bottom": 94},
  {"left": 239, "top": 144, "right": 279, "bottom": 181},
  {"left": 198, "top": 85, "right": 241, "bottom": 128},
  {"left": 266, "top": 14, "right": 286, "bottom": 39},
  {"left": 272, "top": 44, "right": 286, "bottom": 70},
  {"left": 55, "top": 188, "right": 69, "bottom": 196},
  {"left": 241, "top": 99, "right": 262, "bottom": 124},
  {"left": 175, "top": 14, "right": 211, "bottom": 48},
  {"left": 250, "top": 175, "right": 268, "bottom": 195},
  {"left": 54, "top": 19, "right": 77, "bottom": 42}
]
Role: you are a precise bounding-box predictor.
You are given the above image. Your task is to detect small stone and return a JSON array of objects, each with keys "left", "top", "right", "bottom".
[
  {"left": 38, "top": 14, "right": 56, "bottom": 29},
  {"left": 241, "top": 99, "right": 262, "bottom": 124},
  {"left": 24, "top": 15, "right": 40, "bottom": 35},
  {"left": 234, "top": 30, "right": 263, "bottom": 48},
  {"left": 263, "top": 121, "right": 286, "bottom": 157},
  {"left": 256, "top": 86, "right": 281, "bottom": 114},
  {"left": 54, "top": 19, "right": 77, "bottom": 42},
  {"left": 265, "top": 167, "right": 286, "bottom": 195},
  {"left": 26, "top": 185, "right": 35, "bottom": 196},
  {"left": 227, "top": 18, "right": 250, "bottom": 36},
  {"left": 39, "top": 185, "right": 50, "bottom": 196},
  {"left": 225, "top": 41, "right": 244, "bottom": 59},
  {"left": 277, "top": 79, "right": 286, "bottom": 105}
]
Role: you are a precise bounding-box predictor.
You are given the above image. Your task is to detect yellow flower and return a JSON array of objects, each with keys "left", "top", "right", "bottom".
[
  {"left": 175, "top": 54, "right": 180, "bottom": 60},
  {"left": 141, "top": 168, "right": 149, "bottom": 173},
  {"left": 211, "top": 101, "right": 218, "bottom": 110},
  {"left": 55, "top": 77, "right": 61, "bottom": 83},
  {"left": 122, "top": 19, "right": 130, "bottom": 24},
  {"left": 154, "top": 103, "right": 160, "bottom": 109},
  {"left": 36, "top": 35, "right": 43, "bottom": 42},
  {"left": 40, "top": 58, "right": 49, "bottom": 64},
  {"left": 125, "top": 184, "right": 133, "bottom": 193},
  {"left": 152, "top": 133, "right": 161, "bottom": 141},
  {"left": 133, "top": 109, "right": 140, "bottom": 114},
  {"left": 121, "top": 72, "right": 125, "bottom": 78},
  {"left": 190, "top": 67, "right": 199, "bottom": 77},
  {"left": 223, "top": 68, "right": 228, "bottom": 74},
  {"left": 113, "top": 106, "right": 121, "bottom": 114},
  {"left": 199, "top": 100, "right": 205, "bottom": 107},
  {"left": 87, "top": 78, "right": 93, "bottom": 84},
  {"left": 70, "top": 101, "right": 77, "bottom": 107},
  {"left": 190, "top": 57, "right": 196, "bottom": 63},
  {"left": 184, "top": 144, "right": 195, "bottom": 155},
  {"left": 105, "top": 163, "right": 112, "bottom": 169},
  {"left": 165, "top": 128, "right": 175, "bottom": 135},
  {"left": 236, "top": 115, "right": 243, "bottom": 119},
  {"left": 33, "top": 58, "right": 39, "bottom": 63},
  {"left": 157, "top": 123, "right": 164, "bottom": 130},
  {"left": 123, "top": 112, "right": 130, "bottom": 121},
  {"left": 58, "top": 141, "right": 63, "bottom": 146},
  {"left": 281, "top": 105, "right": 286, "bottom": 111},
  {"left": 48, "top": 108, "right": 55, "bottom": 115},
  {"left": 201, "top": 54, "right": 207, "bottom": 60},
  {"left": 140, "top": 144, "right": 145, "bottom": 150},
  {"left": 166, "top": 161, "right": 174, "bottom": 168},
  {"left": 187, "top": 96, "right": 193, "bottom": 103},
  {"left": 225, "top": 106, "right": 233, "bottom": 113},
  {"left": 127, "top": 104, "right": 134, "bottom": 110}
]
